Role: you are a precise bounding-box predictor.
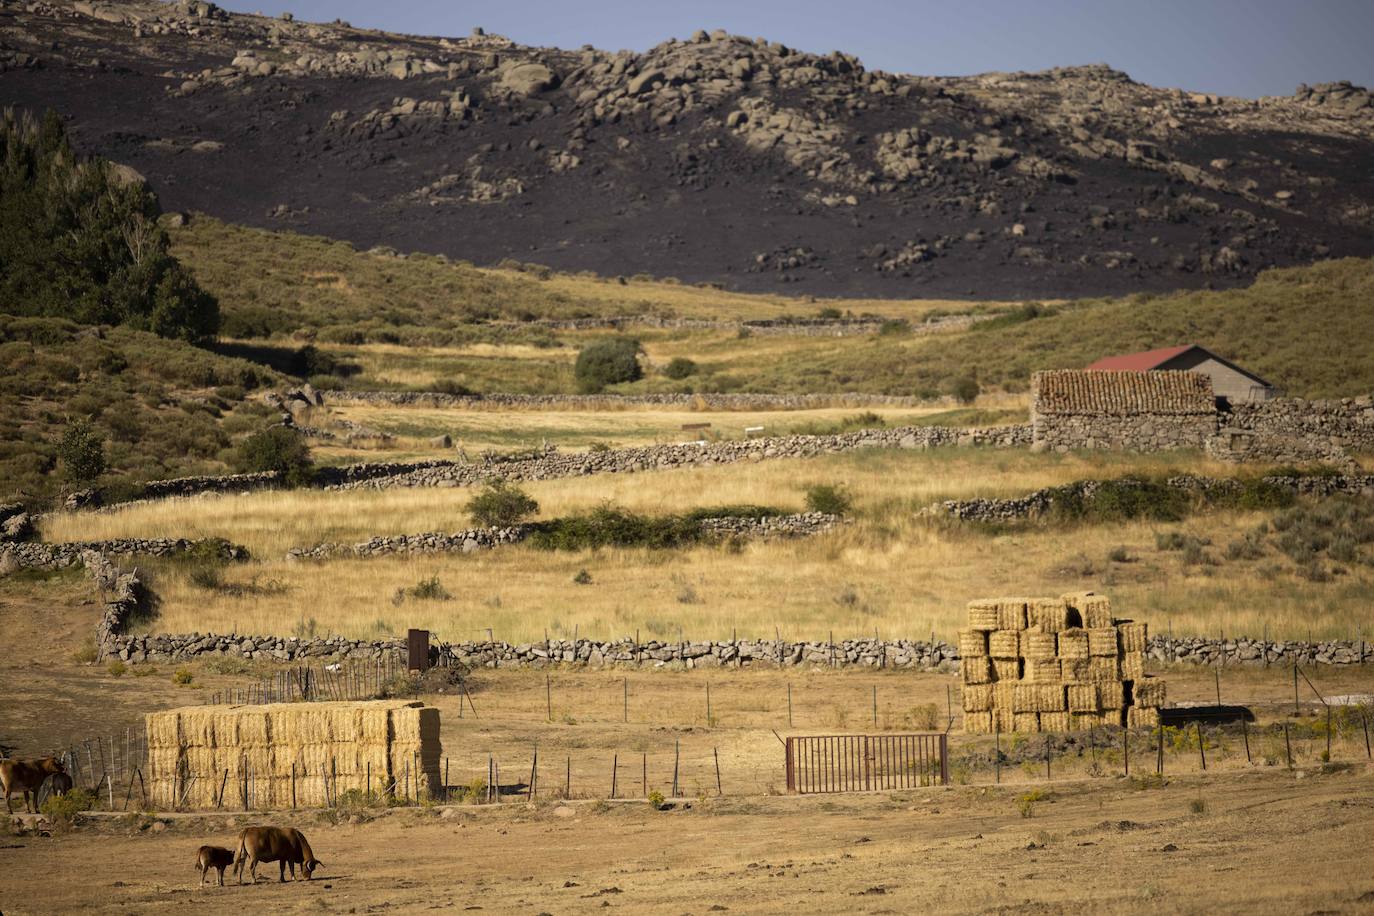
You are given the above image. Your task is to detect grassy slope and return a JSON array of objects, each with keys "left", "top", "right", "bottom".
[{"left": 0, "top": 316, "right": 283, "bottom": 502}]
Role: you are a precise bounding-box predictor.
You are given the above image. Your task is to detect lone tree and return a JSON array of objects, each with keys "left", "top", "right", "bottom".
[
  {"left": 56, "top": 418, "right": 106, "bottom": 484},
  {"left": 467, "top": 480, "right": 539, "bottom": 528},
  {"left": 951, "top": 375, "right": 981, "bottom": 405},
  {"left": 574, "top": 337, "right": 642, "bottom": 393},
  {"left": 232, "top": 427, "right": 313, "bottom": 487},
  {"left": 0, "top": 109, "right": 219, "bottom": 343}
]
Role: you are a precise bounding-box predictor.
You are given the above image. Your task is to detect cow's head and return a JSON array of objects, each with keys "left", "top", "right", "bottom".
[
  {"left": 303, "top": 858, "right": 323, "bottom": 879},
  {"left": 40, "top": 757, "right": 65, "bottom": 775}
]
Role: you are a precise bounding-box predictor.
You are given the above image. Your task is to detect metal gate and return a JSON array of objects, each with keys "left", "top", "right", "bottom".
[{"left": 785, "top": 734, "right": 947, "bottom": 793}]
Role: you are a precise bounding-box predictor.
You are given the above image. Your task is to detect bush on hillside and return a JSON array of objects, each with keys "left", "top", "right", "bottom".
[
  {"left": 574, "top": 338, "right": 642, "bottom": 392},
  {"left": 663, "top": 357, "right": 697, "bottom": 380},
  {"left": 804, "top": 484, "right": 852, "bottom": 515},
  {"left": 56, "top": 417, "right": 106, "bottom": 484},
  {"left": 0, "top": 109, "right": 219, "bottom": 343},
  {"left": 950, "top": 375, "right": 981, "bottom": 405},
  {"left": 231, "top": 426, "right": 313, "bottom": 486},
  {"left": 466, "top": 480, "right": 539, "bottom": 528}
]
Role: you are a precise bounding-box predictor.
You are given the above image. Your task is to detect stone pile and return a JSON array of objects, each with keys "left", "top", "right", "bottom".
[{"left": 961, "top": 593, "right": 1166, "bottom": 733}]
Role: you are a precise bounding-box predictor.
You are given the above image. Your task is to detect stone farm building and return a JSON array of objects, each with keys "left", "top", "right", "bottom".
[{"left": 1086, "top": 344, "right": 1275, "bottom": 404}]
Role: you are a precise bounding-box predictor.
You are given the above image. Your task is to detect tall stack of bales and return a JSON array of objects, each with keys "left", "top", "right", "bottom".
[
  {"left": 961, "top": 593, "right": 1165, "bottom": 734},
  {"left": 146, "top": 700, "right": 442, "bottom": 809}
]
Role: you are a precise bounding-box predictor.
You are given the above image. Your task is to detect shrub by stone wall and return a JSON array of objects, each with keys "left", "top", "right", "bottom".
[{"left": 929, "top": 474, "right": 1374, "bottom": 523}]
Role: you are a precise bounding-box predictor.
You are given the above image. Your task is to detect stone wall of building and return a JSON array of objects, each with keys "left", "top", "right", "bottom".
[{"left": 1030, "top": 370, "right": 1218, "bottom": 452}]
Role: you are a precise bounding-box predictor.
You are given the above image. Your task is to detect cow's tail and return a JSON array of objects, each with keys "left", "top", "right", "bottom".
[{"left": 233, "top": 831, "right": 248, "bottom": 877}]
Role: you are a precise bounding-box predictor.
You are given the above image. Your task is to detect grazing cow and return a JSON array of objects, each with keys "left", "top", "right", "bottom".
[
  {"left": 196, "top": 845, "right": 236, "bottom": 887},
  {"left": 234, "top": 826, "right": 323, "bottom": 884},
  {"left": 1, "top": 757, "right": 66, "bottom": 814},
  {"left": 42, "top": 771, "right": 73, "bottom": 806}
]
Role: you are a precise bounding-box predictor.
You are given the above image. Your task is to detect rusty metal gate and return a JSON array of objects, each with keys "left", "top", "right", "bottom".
[{"left": 785, "top": 734, "right": 947, "bottom": 793}]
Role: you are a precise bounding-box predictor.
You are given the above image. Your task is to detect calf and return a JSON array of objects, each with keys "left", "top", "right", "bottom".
[
  {"left": 234, "top": 826, "right": 323, "bottom": 884},
  {"left": 196, "top": 845, "right": 235, "bottom": 887},
  {"left": 1, "top": 757, "right": 66, "bottom": 814}
]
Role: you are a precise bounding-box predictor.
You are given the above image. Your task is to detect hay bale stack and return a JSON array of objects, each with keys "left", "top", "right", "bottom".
[
  {"left": 1127, "top": 707, "right": 1160, "bottom": 728},
  {"left": 961, "top": 592, "right": 1164, "bottom": 735},
  {"left": 145, "top": 700, "right": 442, "bottom": 810}
]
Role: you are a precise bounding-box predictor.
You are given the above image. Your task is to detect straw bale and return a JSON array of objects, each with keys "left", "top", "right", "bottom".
[
  {"left": 1133, "top": 677, "right": 1166, "bottom": 708},
  {"left": 1120, "top": 651, "right": 1145, "bottom": 682},
  {"left": 1039, "top": 684, "right": 1066, "bottom": 712},
  {"left": 964, "top": 711, "right": 994, "bottom": 734},
  {"left": 1057, "top": 628, "right": 1089, "bottom": 660},
  {"left": 958, "top": 629, "right": 989, "bottom": 658},
  {"left": 1012, "top": 713, "right": 1039, "bottom": 733},
  {"left": 966, "top": 600, "right": 999, "bottom": 632},
  {"left": 1087, "top": 628, "right": 1118, "bottom": 657},
  {"left": 992, "top": 658, "right": 1022, "bottom": 681},
  {"left": 1013, "top": 685, "right": 1040, "bottom": 713},
  {"left": 1061, "top": 658, "right": 1089, "bottom": 682},
  {"left": 994, "top": 705, "right": 1016, "bottom": 733},
  {"left": 1031, "top": 598, "right": 1069, "bottom": 634},
  {"left": 994, "top": 683, "right": 1017, "bottom": 713},
  {"left": 1039, "top": 711, "right": 1070, "bottom": 732},
  {"left": 1079, "top": 595, "right": 1113, "bottom": 629},
  {"left": 997, "top": 599, "right": 1028, "bottom": 631},
  {"left": 962, "top": 684, "right": 993, "bottom": 713},
  {"left": 1127, "top": 706, "right": 1160, "bottom": 728},
  {"left": 1071, "top": 712, "right": 1103, "bottom": 732},
  {"left": 1118, "top": 621, "right": 1148, "bottom": 653},
  {"left": 1085, "top": 657, "right": 1120, "bottom": 683},
  {"left": 1097, "top": 681, "right": 1125, "bottom": 709},
  {"left": 1022, "top": 631, "right": 1057, "bottom": 660},
  {"left": 1024, "top": 657, "right": 1062, "bottom": 684},
  {"left": 1067, "top": 684, "right": 1099, "bottom": 713},
  {"left": 962, "top": 656, "right": 993, "bottom": 685},
  {"left": 146, "top": 710, "right": 182, "bottom": 748},
  {"left": 988, "top": 630, "right": 1020, "bottom": 659}
]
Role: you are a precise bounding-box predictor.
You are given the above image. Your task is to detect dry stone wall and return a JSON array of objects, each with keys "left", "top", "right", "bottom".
[
  {"left": 0, "top": 537, "right": 245, "bottom": 569},
  {"left": 325, "top": 391, "right": 937, "bottom": 410},
  {"left": 328, "top": 425, "right": 1032, "bottom": 491}
]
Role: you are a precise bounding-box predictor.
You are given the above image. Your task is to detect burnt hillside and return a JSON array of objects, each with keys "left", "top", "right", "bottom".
[{"left": 3, "top": 0, "right": 1372, "bottom": 299}]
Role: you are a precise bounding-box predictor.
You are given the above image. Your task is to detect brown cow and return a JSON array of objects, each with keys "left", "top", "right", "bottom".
[
  {"left": 1, "top": 757, "right": 66, "bottom": 814},
  {"left": 233, "top": 826, "right": 323, "bottom": 884},
  {"left": 196, "top": 845, "right": 235, "bottom": 887}
]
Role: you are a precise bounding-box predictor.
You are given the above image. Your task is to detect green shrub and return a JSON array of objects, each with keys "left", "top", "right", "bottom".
[
  {"left": 71, "top": 640, "right": 98, "bottom": 664},
  {"left": 172, "top": 667, "right": 194, "bottom": 686},
  {"left": 106, "top": 659, "right": 127, "bottom": 677},
  {"left": 467, "top": 480, "right": 539, "bottom": 528},
  {"left": 407, "top": 576, "right": 451, "bottom": 601},
  {"left": 804, "top": 484, "right": 852, "bottom": 515},
  {"left": 41, "top": 787, "right": 98, "bottom": 827},
  {"left": 1108, "top": 545, "right": 1132, "bottom": 563},
  {"left": 949, "top": 375, "right": 980, "bottom": 404},
  {"left": 877, "top": 319, "right": 910, "bottom": 337},
  {"left": 574, "top": 338, "right": 642, "bottom": 392},
  {"left": 0, "top": 109, "right": 218, "bottom": 343},
  {"left": 56, "top": 417, "right": 106, "bottom": 484},
  {"left": 231, "top": 426, "right": 313, "bottom": 486},
  {"left": 663, "top": 357, "right": 697, "bottom": 380},
  {"left": 1016, "top": 788, "right": 1046, "bottom": 818},
  {"left": 648, "top": 789, "right": 667, "bottom": 810},
  {"left": 528, "top": 504, "right": 702, "bottom": 551},
  {"left": 572, "top": 568, "right": 593, "bottom": 585}
]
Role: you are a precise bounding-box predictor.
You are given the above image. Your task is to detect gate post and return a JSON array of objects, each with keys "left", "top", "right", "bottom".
[
  {"left": 863, "top": 736, "right": 872, "bottom": 791},
  {"left": 785, "top": 738, "right": 794, "bottom": 793},
  {"left": 939, "top": 734, "right": 949, "bottom": 785}
]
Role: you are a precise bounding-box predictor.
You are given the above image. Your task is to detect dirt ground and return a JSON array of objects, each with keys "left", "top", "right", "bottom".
[
  {"left": 2, "top": 767, "right": 1373, "bottom": 914},
  {"left": 6, "top": 572, "right": 1374, "bottom": 913}
]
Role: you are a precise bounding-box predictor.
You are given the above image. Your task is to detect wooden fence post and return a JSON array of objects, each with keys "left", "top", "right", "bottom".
[{"left": 714, "top": 747, "right": 722, "bottom": 796}]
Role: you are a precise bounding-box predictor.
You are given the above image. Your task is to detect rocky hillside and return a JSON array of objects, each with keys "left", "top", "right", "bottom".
[{"left": 3, "top": 0, "right": 1373, "bottom": 298}]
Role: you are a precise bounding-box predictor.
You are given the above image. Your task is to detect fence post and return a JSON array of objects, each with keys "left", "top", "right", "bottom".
[
  {"left": 1284, "top": 723, "right": 1293, "bottom": 768},
  {"left": 672, "top": 741, "right": 680, "bottom": 797},
  {"left": 1196, "top": 723, "right": 1206, "bottom": 771},
  {"left": 610, "top": 755, "right": 617, "bottom": 799},
  {"left": 546, "top": 675, "right": 552, "bottom": 723},
  {"left": 1242, "top": 718, "right": 1251, "bottom": 763},
  {"left": 1123, "top": 728, "right": 1129, "bottom": 777},
  {"left": 566, "top": 756, "right": 571, "bottom": 800},
  {"left": 1326, "top": 706, "right": 1333, "bottom": 761},
  {"left": 714, "top": 748, "right": 722, "bottom": 796},
  {"left": 1364, "top": 713, "right": 1372, "bottom": 760},
  {"left": 994, "top": 722, "right": 1001, "bottom": 784},
  {"left": 939, "top": 733, "right": 949, "bottom": 786},
  {"left": 872, "top": 685, "right": 878, "bottom": 729},
  {"left": 1156, "top": 720, "right": 1164, "bottom": 775},
  {"left": 787, "top": 682, "right": 793, "bottom": 728}
]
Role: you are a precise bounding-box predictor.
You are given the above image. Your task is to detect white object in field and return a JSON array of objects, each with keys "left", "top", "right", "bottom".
[
  {"left": 325, "top": 663, "right": 342, "bottom": 673},
  {"left": 744, "top": 426, "right": 765, "bottom": 436}
]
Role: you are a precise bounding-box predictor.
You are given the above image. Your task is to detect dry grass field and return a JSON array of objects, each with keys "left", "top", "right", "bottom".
[{"left": 38, "top": 447, "right": 1374, "bottom": 643}]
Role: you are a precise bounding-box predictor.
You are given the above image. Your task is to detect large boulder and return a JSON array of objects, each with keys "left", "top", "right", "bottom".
[
  {"left": 500, "top": 62, "right": 558, "bottom": 96},
  {"left": 628, "top": 69, "right": 664, "bottom": 94}
]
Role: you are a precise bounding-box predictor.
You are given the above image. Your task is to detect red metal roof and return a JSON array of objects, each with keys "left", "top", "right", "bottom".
[{"left": 1085, "top": 345, "right": 1196, "bottom": 372}]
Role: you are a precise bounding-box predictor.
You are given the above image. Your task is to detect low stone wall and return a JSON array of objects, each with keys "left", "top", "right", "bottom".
[
  {"left": 140, "top": 470, "right": 282, "bottom": 500},
  {"left": 1034, "top": 412, "right": 1218, "bottom": 452},
  {"left": 489, "top": 313, "right": 982, "bottom": 337},
  {"left": 0, "top": 537, "right": 246, "bottom": 570},
  {"left": 329, "top": 425, "right": 1032, "bottom": 491},
  {"left": 1224, "top": 397, "right": 1374, "bottom": 451},
  {"left": 929, "top": 474, "right": 1374, "bottom": 523},
  {"left": 324, "top": 390, "right": 937, "bottom": 410},
  {"left": 97, "top": 628, "right": 1373, "bottom": 669},
  {"left": 284, "top": 514, "right": 844, "bottom": 561}
]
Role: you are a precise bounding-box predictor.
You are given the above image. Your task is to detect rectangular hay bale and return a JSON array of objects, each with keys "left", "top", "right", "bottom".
[
  {"left": 964, "top": 711, "right": 993, "bottom": 734},
  {"left": 1031, "top": 598, "right": 1069, "bottom": 634},
  {"left": 1023, "top": 657, "right": 1062, "bottom": 684},
  {"left": 1056, "top": 628, "right": 1090, "bottom": 660},
  {"left": 1022, "top": 631, "right": 1057, "bottom": 659},
  {"left": 997, "top": 599, "right": 1028, "bottom": 631},
  {"left": 966, "top": 600, "right": 999, "bottom": 631},
  {"left": 1085, "top": 656, "right": 1120, "bottom": 684},
  {"left": 1127, "top": 706, "right": 1160, "bottom": 728},
  {"left": 962, "top": 656, "right": 993, "bottom": 685},
  {"left": 1097, "top": 681, "right": 1125, "bottom": 709},
  {"left": 959, "top": 628, "right": 989, "bottom": 658},
  {"left": 962, "top": 684, "right": 994, "bottom": 713},
  {"left": 1012, "top": 712, "right": 1040, "bottom": 733},
  {"left": 1120, "top": 651, "right": 1145, "bottom": 682},
  {"left": 992, "top": 658, "right": 1022, "bottom": 681},
  {"left": 1038, "top": 684, "right": 1066, "bottom": 712},
  {"left": 1133, "top": 677, "right": 1167, "bottom": 708},
  {"left": 1067, "top": 683, "right": 1099, "bottom": 713},
  {"left": 1060, "top": 658, "right": 1090, "bottom": 682},
  {"left": 1039, "top": 711, "right": 1070, "bottom": 732},
  {"left": 988, "top": 629, "right": 1020, "bottom": 659},
  {"left": 1013, "top": 684, "right": 1041, "bottom": 713},
  {"left": 1118, "top": 621, "right": 1148, "bottom": 653},
  {"left": 1087, "top": 628, "right": 1118, "bottom": 657}
]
